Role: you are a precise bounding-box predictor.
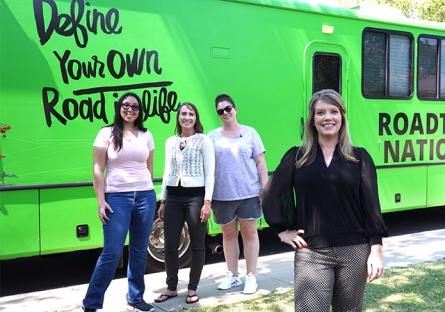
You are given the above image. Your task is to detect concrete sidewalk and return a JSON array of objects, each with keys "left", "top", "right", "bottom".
[{"left": 1, "top": 229, "right": 445, "bottom": 312}]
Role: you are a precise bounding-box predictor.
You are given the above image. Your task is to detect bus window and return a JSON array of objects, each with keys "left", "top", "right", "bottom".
[
  {"left": 313, "top": 53, "right": 341, "bottom": 94},
  {"left": 418, "top": 35, "right": 445, "bottom": 100},
  {"left": 362, "top": 28, "right": 413, "bottom": 99},
  {"left": 442, "top": 40, "right": 445, "bottom": 98},
  {"left": 363, "top": 31, "right": 385, "bottom": 97},
  {"left": 389, "top": 35, "right": 411, "bottom": 97}
]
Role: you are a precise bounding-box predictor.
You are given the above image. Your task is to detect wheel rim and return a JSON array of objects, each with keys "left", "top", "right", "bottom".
[{"left": 147, "top": 218, "right": 191, "bottom": 263}]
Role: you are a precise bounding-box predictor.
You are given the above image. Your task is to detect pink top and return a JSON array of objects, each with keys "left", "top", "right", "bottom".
[{"left": 93, "top": 126, "right": 155, "bottom": 193}]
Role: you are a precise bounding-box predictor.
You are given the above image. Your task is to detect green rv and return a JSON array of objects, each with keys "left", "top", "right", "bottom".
[{"left": 1, "top": 0, "right": 444, "bottom": 271}]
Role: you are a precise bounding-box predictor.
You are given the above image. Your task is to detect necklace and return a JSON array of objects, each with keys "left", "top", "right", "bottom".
[
  {"left": 179, "top": 132, "right": 195, "bottom": 151},
  {"left": 179, "top": 138, "right": 187, "bottom": 151}
]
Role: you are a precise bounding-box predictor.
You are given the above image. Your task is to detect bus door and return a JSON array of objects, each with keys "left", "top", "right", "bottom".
[{"left": 303, "top": 42, "right": 348, "bottom": 124}]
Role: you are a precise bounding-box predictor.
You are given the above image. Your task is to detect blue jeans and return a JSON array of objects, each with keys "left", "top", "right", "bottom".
[{"left": 83, "top": 190, "right": 156, "bottom": 309}]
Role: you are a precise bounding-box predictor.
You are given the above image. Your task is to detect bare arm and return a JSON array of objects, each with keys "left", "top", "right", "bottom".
[
  {"left": 256, "top": 152, "right": 268, "bottom": 205},
  {"left": 158, "top": 138, "right": 173, "bottom": 220},
  {"left": 256, "top": 152, "right": 268, "bottom": 189},
  {"left": 147, "top": 149, "right": 154, "bottom": 182},
  {"left": 202, "top": 135, "right": 215, "bottom": 201},
  {"left": 93, "top": 147, "right": 113, "bottom": 223}
]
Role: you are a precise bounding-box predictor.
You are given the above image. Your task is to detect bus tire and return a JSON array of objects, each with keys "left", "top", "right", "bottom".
[{"left": 146, "top": 216, "right": 192, "bottom": 273}]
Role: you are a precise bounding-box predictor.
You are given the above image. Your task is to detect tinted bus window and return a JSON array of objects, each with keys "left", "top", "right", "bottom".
[
  {"left": 363, "top": 31, "right": 386, "bottom": 97},
  {"left": 313, "top": 53, "right": 341, "bottom": 94},
  {"left": 418, "top": 35, "right": 445, "bottom": 100},
  {"left": 418, "top": 37, "right": 438, "bottom": 98},
  {"left": 389, "top": 35, "right": 411, "bottom": 97},
  {"left": 441, "top": 40, "right": 445, "bottom": 98},
  {"left": 362, "top": 29, "right": 413, "bottom": 99}
]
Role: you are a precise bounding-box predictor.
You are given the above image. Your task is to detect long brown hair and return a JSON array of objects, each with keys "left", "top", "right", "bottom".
[
  {"left": 296, "top": 89, "right": 358, "bottom": 168},
  {"left": 174, "top": 102, "right": 204, "bottom": 135},
  {"left": 111, "top": 92, "right": 146, "bottom": 151}
]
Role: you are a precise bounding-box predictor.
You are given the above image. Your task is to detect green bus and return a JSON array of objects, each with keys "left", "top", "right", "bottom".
[{"left": 1, "top": 0, "right": 444, "bottom": 271}]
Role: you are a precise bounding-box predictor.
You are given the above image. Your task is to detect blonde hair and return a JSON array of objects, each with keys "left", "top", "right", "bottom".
[{"left": 296, "top": 89, "right": 358, "bottom": 168}]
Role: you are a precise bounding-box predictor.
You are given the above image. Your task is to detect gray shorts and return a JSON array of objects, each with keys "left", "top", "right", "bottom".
[{"left": 211, "top": 196, "right": 262, "bottom": 225}]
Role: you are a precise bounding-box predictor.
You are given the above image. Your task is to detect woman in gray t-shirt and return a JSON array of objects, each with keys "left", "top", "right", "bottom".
[{"left": 208, "top": 94, "right": 268, "bottom": 295}]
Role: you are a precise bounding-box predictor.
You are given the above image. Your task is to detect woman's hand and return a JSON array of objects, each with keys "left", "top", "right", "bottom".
[
  {"left": 158, "top": 202, "right": 165, "bottom": 220},
  {"left": 258, "top": 189, "right": 263, "bottom": 206},
  {"left": 98, "top": 201, "right": 113, "bottom": 224},
  {"left": 256, "top": 153, "right": 268, "bottom": 207},
  {"left": 278, "top": 229, "right": 307, "bottom": 250},
  {"left": 258, "top": 181, "right": 270, "bottom": 206},
  {"left": 367, "top": 244, "right": 384, "bottom": 282},
  {"left": 200, "top": 200, "right": 211, "bottom": 223}
]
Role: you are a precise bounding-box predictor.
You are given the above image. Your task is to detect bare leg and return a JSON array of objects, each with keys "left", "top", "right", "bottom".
[
  {"left": 239, "top": 219, "right": 259, "bottom": 274},
  {"left": 221, "top": 219, "right": 240, "bottom": 275}
]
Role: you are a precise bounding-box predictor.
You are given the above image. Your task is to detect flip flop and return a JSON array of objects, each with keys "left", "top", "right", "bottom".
[
  {"left": 154, "top": 293, "right": 178, "bottom": 303},
  {"left": 186, "top": 293, "right": 199, "bottom": 304}
]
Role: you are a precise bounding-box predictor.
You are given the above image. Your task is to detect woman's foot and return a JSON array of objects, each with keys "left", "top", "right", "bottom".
[
  {"left": 186, "top": 290, "right": 199, "bottom": 304},
  {"left": 154, "top": 290, "right": 178, "bottom": 303}
]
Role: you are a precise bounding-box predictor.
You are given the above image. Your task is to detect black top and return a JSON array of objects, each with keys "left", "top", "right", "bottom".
[
  {"left": 167, "top": 180, "right": 205, "bottom": 197},
  {"left": 263, "top": 145, "right": 388, "bottom": 248}
]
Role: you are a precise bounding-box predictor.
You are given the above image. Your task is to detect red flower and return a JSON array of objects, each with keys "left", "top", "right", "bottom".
[{"left": 0, "top": 123, "right": 11, "bottom": 137}]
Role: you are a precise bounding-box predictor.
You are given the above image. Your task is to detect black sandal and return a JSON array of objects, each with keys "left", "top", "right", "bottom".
[
  {"left": 186, "top": 292, "right": 199, "bottom": 304},
  {"left": 154, "top": 292, "right": 178, "bottom": 303}
]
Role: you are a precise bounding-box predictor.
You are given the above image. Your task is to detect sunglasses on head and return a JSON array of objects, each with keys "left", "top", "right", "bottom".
[
  {"left": 217, "top": 105, "right": 233, "bottom": 115},
  {"left": 121, "top": 103, "right": 140, "bottom": 111}
]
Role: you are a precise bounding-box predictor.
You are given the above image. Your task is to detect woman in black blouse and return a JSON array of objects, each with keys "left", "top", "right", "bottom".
[{"left": 263, "top": 89, "right": 388, "bottom": 312}]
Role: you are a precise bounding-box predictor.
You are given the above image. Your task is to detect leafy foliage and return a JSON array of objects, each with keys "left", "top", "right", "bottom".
[
  {"left": 338, "top": 0, "right": 445, "bottom": 23},
  {"left": 417, "top": 0, "right": 445, "bottom": 23}
]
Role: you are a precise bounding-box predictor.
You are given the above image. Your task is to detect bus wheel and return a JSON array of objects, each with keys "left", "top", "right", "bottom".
[{"left": 146, "top": 217, "right": 192, "bottom": 273}]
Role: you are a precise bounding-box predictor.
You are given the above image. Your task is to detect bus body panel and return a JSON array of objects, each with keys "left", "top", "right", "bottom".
[
  {"left": 427, "top": 166, "right": 445, "bottom": 207},
  {"left": 39, "top": 187, "right": 102, "bottom": 255},
  {"left": 0, "top": 190, "right": 39, "bottom": 259},
  {"left": 0, "top": 0, "right": 444, "bottom": 260}
]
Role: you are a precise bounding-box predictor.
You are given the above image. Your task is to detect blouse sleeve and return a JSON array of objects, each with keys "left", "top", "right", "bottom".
[
  {"left": 262, "top": 146, "right": 298, "bottom": 234},
  {"left": 357, "top": 148, "right": 388, "bottom": 245},
  {"left": 250, "top": 128, "right": 266, "bottom": 158},
  {"left": 202, "top": 135, "right": 215, "bottom": 201},
  {"left": 160, "top": 137, "right": 174, "bottom": 201},
  {"left": 93, "top": 127, "right": 111, "bottom": 148}
]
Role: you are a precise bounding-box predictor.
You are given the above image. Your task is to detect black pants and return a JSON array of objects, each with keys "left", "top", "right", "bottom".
[
  {"left": 163, "top": 194, "right": 207, "bottom": 291},
  {"left": 294, "top": 244, "right": 371, "bottom": 312}
]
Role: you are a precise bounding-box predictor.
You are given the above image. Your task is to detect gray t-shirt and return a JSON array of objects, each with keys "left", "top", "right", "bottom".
[{"left": 208, "top": 125, "right": 265, "bottom": 201}]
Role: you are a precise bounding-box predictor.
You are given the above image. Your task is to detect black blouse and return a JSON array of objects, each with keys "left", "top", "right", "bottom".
[{"left": 263, "top": 145, "right": 388, "bottom": 248}]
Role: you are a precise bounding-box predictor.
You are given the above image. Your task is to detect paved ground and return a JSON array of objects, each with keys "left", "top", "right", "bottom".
[{"left": 1, "top": 228, "right": 445, "bottom": 312}]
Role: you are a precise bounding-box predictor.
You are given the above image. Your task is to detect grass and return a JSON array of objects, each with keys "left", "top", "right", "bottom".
[
  {"left": 185, "top": 259, "right": 445, "bottom": 312},
  {"left": 363, "top": 260, "right": 445, "bottom": 312}
]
